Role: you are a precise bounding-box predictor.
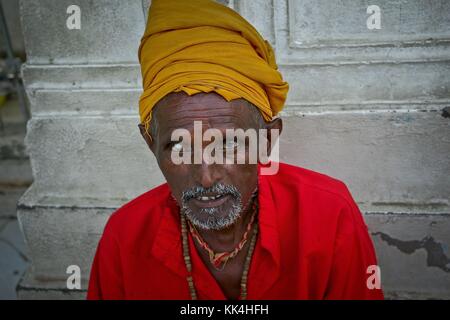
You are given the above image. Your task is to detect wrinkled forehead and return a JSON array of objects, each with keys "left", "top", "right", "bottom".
[{"left": 152, "top": 92, "right": 263, "bottom": 137}]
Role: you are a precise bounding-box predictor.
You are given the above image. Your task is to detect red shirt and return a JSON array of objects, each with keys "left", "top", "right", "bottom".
[{"left": 87, "top": 162, "right": 383, "bottom": 299}]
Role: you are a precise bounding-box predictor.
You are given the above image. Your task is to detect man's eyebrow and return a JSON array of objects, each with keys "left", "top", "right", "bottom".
[{"left": 158, "top": 127, "right": 190, "bottom": 147}]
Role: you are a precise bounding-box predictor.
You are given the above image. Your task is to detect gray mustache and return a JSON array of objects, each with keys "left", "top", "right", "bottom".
[{"left": 181, "top": 183, "right": 241, "bottom": 202}]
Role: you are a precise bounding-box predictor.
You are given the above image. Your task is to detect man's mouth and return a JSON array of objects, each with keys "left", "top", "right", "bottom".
[
  {"left": 195, "top": 194, "right": 223, "bottom": 200},
  {"left": 190, "top": 194, "right": 231, "bottom": 208}
]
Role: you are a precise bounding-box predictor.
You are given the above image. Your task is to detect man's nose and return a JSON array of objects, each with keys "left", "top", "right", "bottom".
[{"left": 193, "top": 162, "right": 220, "bottom": 189}]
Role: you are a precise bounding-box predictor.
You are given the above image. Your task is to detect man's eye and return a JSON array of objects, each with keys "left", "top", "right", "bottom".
[
  {"left": 171, "top": 142, "right": 191, "bottom": 153},
  {"left": 223, "top": 140, "right": 239, "bottom": 150},
  {"left": 171, "top": 142, "right": 183, "bottom": 152}
]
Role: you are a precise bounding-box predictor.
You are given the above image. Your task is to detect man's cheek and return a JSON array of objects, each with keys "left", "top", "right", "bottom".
[
  {"left": 160, "top": 154, "right": 183, "bottom": 173},
  {"left": 160, "top": 163, "right": 190, "bottom": 192}
]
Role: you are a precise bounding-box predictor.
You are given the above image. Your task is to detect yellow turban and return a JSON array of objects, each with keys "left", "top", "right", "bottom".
[{"left": 138, "top": 0, "right": 289, "bottom": 132}]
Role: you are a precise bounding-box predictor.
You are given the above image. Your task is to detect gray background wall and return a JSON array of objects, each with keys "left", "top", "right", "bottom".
[{"left": 16, "top": 0, "right": 450, "bottom": 299}]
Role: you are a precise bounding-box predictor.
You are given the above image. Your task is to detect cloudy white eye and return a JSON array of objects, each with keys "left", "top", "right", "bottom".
[
  {"left": 171, "top": 142, "right": 192, "bottom": 153},
  {"left": 224, "top": 140, "right": 239, "bottom": 150},
  {"left": 171, "top": 142, "right": 183, "bottom": 152}
]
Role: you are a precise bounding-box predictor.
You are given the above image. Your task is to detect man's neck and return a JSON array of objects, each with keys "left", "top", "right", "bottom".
[{"left": 197, "top": 200, "right": 255, "bottom": 253}]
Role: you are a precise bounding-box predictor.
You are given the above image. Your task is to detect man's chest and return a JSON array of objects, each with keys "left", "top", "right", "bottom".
[{"left": 193, "top": 241, "right": 250, "bottom": 300}]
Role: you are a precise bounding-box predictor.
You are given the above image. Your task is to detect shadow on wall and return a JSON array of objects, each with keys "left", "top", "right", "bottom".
[{"left": 0, "top": 0, "right": 26, "bottom": 60}]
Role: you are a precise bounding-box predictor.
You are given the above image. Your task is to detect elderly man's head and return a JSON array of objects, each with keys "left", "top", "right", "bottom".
[
  {"left": 137, "top": 0, "right": 288, "bottom": 230},
  {"left": 139, "top": 92, "right": 282, "bottom": 230}
]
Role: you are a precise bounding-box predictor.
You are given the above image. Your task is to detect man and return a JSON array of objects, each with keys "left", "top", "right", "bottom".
[{"left": 87, "top": 0, "right": 383, "bottom": 300}]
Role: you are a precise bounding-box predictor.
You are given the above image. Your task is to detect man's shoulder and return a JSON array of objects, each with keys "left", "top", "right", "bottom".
[
  {"left": 102, "top": 183, "right": 171, "bottom": 238},
  {"left": 275, "top": 162, "right": 368, "bottom": 229},
  {"left": 272, "top": 163, "right": 367, "bottom": 239},
  {"left": 273, "top": 162, "right": 353, "bottom": 203}
]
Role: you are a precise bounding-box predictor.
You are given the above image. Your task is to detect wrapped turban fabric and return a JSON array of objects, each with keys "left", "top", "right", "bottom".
[{"left": 138, "top": 0, "right": 289, "bottom": 133}]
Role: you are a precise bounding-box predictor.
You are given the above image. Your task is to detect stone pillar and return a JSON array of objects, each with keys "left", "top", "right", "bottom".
[
  {"left": 17, "top": 0, "right": 163, "bottom": 299},
  {"left": 17, "top": 0, "right": 450, "bottom": 299}
]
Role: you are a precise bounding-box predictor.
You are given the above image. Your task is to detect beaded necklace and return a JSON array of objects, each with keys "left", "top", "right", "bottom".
[
  {"left": 187, "top": 202, "right": 257, "bottom": 271},
  {"left": 180, "top": 200, "right": 259, "bottom": 300}
]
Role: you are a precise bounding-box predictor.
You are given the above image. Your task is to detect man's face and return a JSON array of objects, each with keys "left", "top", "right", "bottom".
[{"left": 140, "top": 92, "right": 279, "bottom": 230}]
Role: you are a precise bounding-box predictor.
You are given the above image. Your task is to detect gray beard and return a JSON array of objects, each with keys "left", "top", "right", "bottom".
[
  {"left": 181, "top": 202, "right": 242, "bottom": 230},
  {"left": 179, "top": 183, "right": 243, "bottom": 231}
]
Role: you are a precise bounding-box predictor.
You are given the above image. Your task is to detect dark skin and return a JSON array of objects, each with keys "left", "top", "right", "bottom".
[{"left": 139, "top": 92, "right": 282, "bottom": 300}]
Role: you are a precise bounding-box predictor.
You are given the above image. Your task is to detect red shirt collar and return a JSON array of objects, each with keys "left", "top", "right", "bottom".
[{"left": 149, "top": 162, "right": 281, "bottom": 298}]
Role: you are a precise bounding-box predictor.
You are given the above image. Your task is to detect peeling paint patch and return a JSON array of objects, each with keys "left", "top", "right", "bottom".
[
  {"left": 373, "top": 232, "right": 450, "bottom": 273},
  {"left": 442, "top": 107, "right": 450, "bottom": 118}
]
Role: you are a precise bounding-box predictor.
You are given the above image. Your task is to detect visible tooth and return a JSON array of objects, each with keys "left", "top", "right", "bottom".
[{"left": 197, "top": 195, "right": 222, "bottom": 201}]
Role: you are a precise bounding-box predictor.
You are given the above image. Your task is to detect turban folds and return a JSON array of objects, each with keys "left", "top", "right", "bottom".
[{"left": 138, "top": 0, "right": 289, "bottom": 130}]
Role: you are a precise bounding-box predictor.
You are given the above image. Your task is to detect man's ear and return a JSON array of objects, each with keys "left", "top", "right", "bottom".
[
  {"left": 265, "top": 117, "right": 282, "bottom": 154},
  {"left": 138, "top": 123, "right": 156, "bottom": 153}
]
